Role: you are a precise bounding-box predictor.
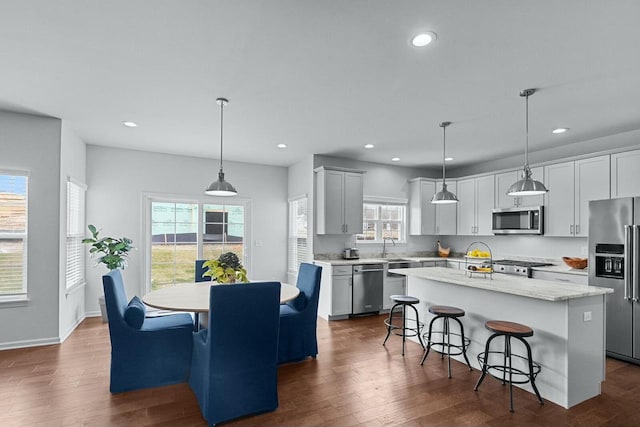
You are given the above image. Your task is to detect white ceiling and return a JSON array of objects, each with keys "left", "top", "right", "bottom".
[{"left": 1, "top": 1, "right": 639, "bottom": 170}]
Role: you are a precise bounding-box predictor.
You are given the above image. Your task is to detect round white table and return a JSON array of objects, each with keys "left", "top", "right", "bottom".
[{"left": 143, "top": 281, "right": 300, "bottom": 313}]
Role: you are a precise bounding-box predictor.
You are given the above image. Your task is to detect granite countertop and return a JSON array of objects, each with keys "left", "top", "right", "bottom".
[
  {"left": 390, "top": 267, "right": 610, "bottom": 302},
  {"left": 531, "top": 263, "right": 588, "bottom": 276}
]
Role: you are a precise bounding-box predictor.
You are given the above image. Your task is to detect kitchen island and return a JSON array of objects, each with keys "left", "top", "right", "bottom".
[{"left": 390, "top": 267, "right": 613, "bottom": 409}]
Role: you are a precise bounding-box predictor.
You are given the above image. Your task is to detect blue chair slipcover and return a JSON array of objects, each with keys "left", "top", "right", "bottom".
[
  {"left": 102, "top": 269, "right": 194, "bottom": 393},
  {"left": 278, "top": 263, "right": 322, "bottom": 364},
  {"left": 189, "top": 282, "right": 281, "bottom": 426},
  {"left": 195, "top": 259, "right": 212, "bottom": 282}
]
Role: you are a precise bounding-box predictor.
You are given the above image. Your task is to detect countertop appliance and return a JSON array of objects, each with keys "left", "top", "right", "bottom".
[
  {"left": 352, "top": 263, "right": 383, "bottom": 315},
  {"left": 589, "top": 197, "right": 640, "bottom": 364},
  {"left": 492, "top": 259, "right": 553, "bottom": 278},
  {"left": 492, "top": 206, "right": 544, "bottom": 235},
  {"left": 343, "top": 248, "right": 360, "bottom": 259}
]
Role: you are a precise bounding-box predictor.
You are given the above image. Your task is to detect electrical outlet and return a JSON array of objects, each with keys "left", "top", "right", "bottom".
[
  {"left": 581, "top": 246, "right": 588, "bottom": 256},
  {"left": 583, "top": 311, "right": 592, "bottom": 322}
]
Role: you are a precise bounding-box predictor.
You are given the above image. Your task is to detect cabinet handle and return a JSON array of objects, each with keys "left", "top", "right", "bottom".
[
  {"left": 344, "top": 224, "right": 348, "bottom": 233},
  {"left": 576, "top": 224, "right": 580, "bottom": 235},
  {"left": 570, "top": 224, "right": 574, "bottom": 235}
]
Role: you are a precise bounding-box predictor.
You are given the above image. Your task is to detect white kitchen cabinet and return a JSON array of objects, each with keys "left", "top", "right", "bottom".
[
  {"left": 317, "top": 263, "right": 352, "bottom": 320},
  {"left": 408, "top": 178, "right": 436, "bottom": 235},
  {"left": 611, "top": 150, "right": 640, "bottom": 198},
  {"left": 494, "top": 167, "right": 545, "bottom": 208},
  {"left": 435, "top": 181, "right": 457, "bottom": 235},
  {"left": 456, "top": 175, "right": 494, "bottom": 235},
  {"left": 544, "top": 156, "right": 610, "bottom": 237},
  {"left": 315, "top": 166, "right": 365, "bottom": 235},
  {"left": 383, "top": 275, "right": 405, "bottom": 309}
]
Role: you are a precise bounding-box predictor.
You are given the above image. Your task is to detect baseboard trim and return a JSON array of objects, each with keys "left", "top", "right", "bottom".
[
  {"left": 59, "top": 314, "right": 87, "bottom": 343},
  {"left": 0, "top": 336, "right": 60, "bottom": 351}
]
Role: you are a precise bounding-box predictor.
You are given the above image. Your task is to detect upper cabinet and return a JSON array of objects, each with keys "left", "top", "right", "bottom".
[
  {"left": 457, "top": 175, "right": 494, "bottom": 235},
  {"left": 315, "top": 166, "right": 365, "bottom": 235},
  {"left": 611, "top": 150, "right": 640, "bottom": 198},
  {"left": 409, "top": 178, "right": 457, "bottom": 235},
  {"left": 494, "top": 167, "right": 545, "bottom": 208},
  {"left": 544, "top": 155, "right": 610, "bottom": 237},
  {"left": 408, "top": 178, "right": 436, "bottom": 235}
]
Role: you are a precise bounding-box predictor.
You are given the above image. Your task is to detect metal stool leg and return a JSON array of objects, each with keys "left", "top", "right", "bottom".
[
  {"left": 453, "top": 317, "right": 473, "bottom": 370},
  {"left": 407, "top": 304, "right": 425, "bottom": 349},
  {"left": 474, "top": 333, "right": 499, "bottom": 390},
  {"left": 506, "top": 336, "right": 514, "bottom": 412},
  {"left": 420, "top": 315, "right": 438, "bottom": 365},
  {"left": 518, "top": 336, "right": 544, "bottom": 405},
  {"left": 382, "top": 303, "right": 399, "bottom": 346}
]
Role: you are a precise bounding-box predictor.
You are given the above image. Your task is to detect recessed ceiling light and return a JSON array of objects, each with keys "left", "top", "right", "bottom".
[
  {"left": 277, "top": 143, "right": 287, "bottom": 148},
  {"left": 411, "top": 32, "right": 437, "bottom": 47},
  {"left": 391, "top": 157, "right": 400, "bottom": 162},
  {"left": 445, "top": 157, "right": 453, "bottom": 162},
  {"left": 122, "top": 121, "right": 138, "bottom": 128},
  {"left": 552, "top": 128, "right": 569, "bottom": 134},
  {"left": 364, "top": 144, "right": 375, "bottom": 149}
]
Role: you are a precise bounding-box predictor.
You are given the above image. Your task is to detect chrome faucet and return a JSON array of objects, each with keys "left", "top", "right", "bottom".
[{"left": 381, "top": 237, "right": 396, "bottom": 258}]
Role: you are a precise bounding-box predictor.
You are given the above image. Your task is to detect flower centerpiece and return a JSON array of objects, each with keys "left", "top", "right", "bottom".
[
  {"left": 82, "top": 224, "right": 134, "bottom": 270},
  {"left": 202, "top": 252, "right": 248, "bottom": 283}
]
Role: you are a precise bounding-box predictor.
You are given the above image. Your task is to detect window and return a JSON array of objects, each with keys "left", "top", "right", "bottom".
[
  {"left": 0, "top": 172, "right": 28, "bottom": 298},
  {"left": 148, "top": 197, "right": 249, "bottom": 291},
  {"left": 356, "top": 202, "right": 406, "bottom": 243},
  {"left": 65, "top": 178, "right": 86, "bottom": 290},
  {"left": 288, "top": 197, "right": 308, "bottom": 272}
]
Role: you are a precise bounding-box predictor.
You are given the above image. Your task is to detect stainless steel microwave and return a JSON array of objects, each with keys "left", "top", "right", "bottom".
[{"left": 492, "top": 206, "right": 544, "bottom": 235}]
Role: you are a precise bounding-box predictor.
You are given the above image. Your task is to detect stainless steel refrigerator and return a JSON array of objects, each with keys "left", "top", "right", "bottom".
[{"left": 589, "top": 197, "right": 640, "bottom": 364}]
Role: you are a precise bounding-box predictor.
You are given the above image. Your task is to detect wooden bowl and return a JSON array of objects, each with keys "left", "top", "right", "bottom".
[{"left": 562, "top": 257, "right": 588, "bottom": 269}]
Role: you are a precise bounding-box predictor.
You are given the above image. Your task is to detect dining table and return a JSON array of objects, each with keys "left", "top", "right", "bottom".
[{"left": 142, "top": 281, "right": 300, "bottom": 329}]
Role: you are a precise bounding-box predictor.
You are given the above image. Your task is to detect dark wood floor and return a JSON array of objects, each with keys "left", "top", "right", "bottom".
[{"left": 1, "top": 314, "right": 639, "bottom": 426}]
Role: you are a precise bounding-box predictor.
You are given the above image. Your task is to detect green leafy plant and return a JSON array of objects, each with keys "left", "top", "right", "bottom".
[
  {"left": 82, "top": 224, "right": 134, "bottom": 270},
  {"left": 202, "top": 252, "right": 248, "bottom": 283}
]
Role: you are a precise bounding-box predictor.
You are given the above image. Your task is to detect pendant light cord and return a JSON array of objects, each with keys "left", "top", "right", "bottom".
[
  {"left": 525, "top": 91, "right": 529, "bottom": 167},
  {"left": 442, "top": 124, "right": 447, "bottom": 185},
  {"left": 219, "top": 100, "right": 224, "bottom": 172}
]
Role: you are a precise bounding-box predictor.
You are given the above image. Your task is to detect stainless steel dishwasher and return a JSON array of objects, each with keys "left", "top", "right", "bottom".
[{"left": 352, "top": 263, "right": 384, "bottom": 315}]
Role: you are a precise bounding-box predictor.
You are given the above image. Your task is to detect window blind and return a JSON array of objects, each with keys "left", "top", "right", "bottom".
[
  {"left": 65, "top": 179, "right": 86, "bottom": 289},
  {"left": 288, "top": 197, "right": 308, "bottom": 272}
]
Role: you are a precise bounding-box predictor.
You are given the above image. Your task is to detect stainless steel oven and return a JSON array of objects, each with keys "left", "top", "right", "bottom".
[{"left": 492, "top": 206, "right": 544, "bottom": 235}]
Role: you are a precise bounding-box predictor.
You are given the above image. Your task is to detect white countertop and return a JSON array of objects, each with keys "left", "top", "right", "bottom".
[
  {"left": 389, "top": 267, "right": 611, "bottom": 302},
  {"left": 532, "top": 263, "right": 588, "bottom": 276}
]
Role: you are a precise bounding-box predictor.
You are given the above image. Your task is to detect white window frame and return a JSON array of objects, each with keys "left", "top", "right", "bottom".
[
  {"left": 356, "top": 196, "right": 408, "bottom": 244},
  {"left": 142, "top": 192, "right": 252, "bottom": 293},
  {"left": 0, "top": 170, "right": 29, "bottom": 303},
  {"left": 65, "top": 177, "right": 87, "bottom": 292},
  {"left": 288, "top": 195, "right": 309, "bottom": 273}
]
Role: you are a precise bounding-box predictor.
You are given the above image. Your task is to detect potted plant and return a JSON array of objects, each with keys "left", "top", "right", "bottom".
[
  {"left": 83, "top": 224, "right": 135, "bottom": 321},
  {"left": 202, "top": 252, "right": 248, "bottom": 283}
]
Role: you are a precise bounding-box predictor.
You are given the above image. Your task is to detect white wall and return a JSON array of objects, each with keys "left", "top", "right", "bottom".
[
  {"left": 58, "top": 122, "right": 86, "bottom": 340},
  {"left": 85, "top": 145, "right": 288, "bottom": 313},
  {"left": 0, "top": 111, "right": 62, "bottom": 349}
]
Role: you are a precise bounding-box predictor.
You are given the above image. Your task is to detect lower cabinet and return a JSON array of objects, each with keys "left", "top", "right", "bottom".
[
  {"left": 383, "top": 275, "right": 405, "bottom": 309},
  {"left": 317, "top": 263, "right": 353, "bottom": 320},
  {"left": 531, "top": 270, "right": 588, "bottom": 285}
]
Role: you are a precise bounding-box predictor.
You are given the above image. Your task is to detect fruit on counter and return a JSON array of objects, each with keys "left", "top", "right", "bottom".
[
  {"left": 468, "top": 265, "right": 492, "bottom": 273},
  {"left": 467, "top": 249, "right": 490, "bottom": 258}
]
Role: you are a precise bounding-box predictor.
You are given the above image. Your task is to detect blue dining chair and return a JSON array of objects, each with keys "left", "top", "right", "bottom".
[
  {"left": 102, "top": 269, "right": 194, "bottom": 393},
  {"left": 189, "top": 281, "right": 281, "bottom": 426},
  {"left": 278, "top": 262, "right": 322, "bottom": 364},
  {"left": 195, "top": 259, "right": 212, "bottom": 282}
]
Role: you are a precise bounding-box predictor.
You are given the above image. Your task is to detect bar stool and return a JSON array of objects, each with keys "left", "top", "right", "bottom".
[
  {"left": 420, "top": 305, "right": 472, "bottom": 378},
  {"left": 382, "top": 295, "right": 425, "bottom": 356},
  {"left": 474, "top": 320, "right": 544, "bottom": 412}
]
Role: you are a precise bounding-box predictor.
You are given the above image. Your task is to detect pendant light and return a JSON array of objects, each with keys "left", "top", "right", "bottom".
[
  {"left": 205, "top": 97, "right": 237, "bottom": 196},
  {"left": 431, "top": 121, "right": 458, "bottom": 204},
  {"left": 507, "top": 89, "right": 548, "bottom": 196}
]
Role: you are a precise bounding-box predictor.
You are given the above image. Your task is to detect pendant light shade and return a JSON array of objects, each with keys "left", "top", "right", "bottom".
[
  {"left": 205, "top": 97, "right": 237, "bottom": 196},
  {"left": 432, "top": 121, "right": 458, "bottom": 204},
  {"left": 507, "top": 89, "right": 548, "bottom": 196}
]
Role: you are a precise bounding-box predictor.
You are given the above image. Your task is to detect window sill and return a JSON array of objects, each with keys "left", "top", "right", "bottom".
[
  {"left": 0, "top": 295, "right": 29, "bottom": 308},
  {"left": 65, "top": 281, "right": 86, "bottom": 296}
]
